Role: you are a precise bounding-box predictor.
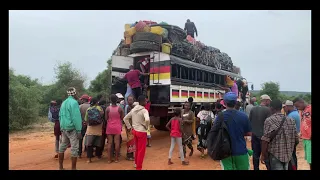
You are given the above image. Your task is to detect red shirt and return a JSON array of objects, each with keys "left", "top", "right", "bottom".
[
  {"left": 144, "top": 101, "right": 151, "bottom": 112},
  {"left": 301, "top": 105, "right": 311, "bottom": 140},
  {"left": 124, "top": 70, "right": 141, "bottom": 89},
  {"left": 170, "top": 118, "right": 182, "bottom": 137}
]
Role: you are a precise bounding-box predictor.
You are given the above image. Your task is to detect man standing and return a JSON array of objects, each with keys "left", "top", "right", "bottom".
[
  {"left": 78, "top": 94, "right": 90, "bottom": 158},
  {"left": 283, "top": 100, "right": 300, "bottom": 170},
  {"left": 293, "top": 97, "right": 311, "bottom": 170},
  {"left": 184, "top": 19, "right": 198, "bottom": 38},
  {"left": 123, "top": 95, "right": 150, "bottom": 170},
  {"left": 58, "top": 87, "right": 82, "bottom": 170},
  {"left": 214, "top": 92, "right": 252, "bottom": 170},
  {"left": 124, "top": 65, "right": 149, "bottom": 100},
  {"left": 245, "top": 97, "right": 256, "bottom": 118},
  {"left": 261, "top": 99, "right": 299, "bottom": 170},
  {"left": 249, "top": 94, "right": 272, "bottom": 170}
]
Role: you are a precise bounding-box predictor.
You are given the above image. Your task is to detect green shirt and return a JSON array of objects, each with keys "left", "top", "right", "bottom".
[{"left": 59, "top": 96, "right": 82, "bottom": 132}]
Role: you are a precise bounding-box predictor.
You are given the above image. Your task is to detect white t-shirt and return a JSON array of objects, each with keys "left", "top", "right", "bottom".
[{"left": 197, "top": 110, "right": 215, "bottom": 120}]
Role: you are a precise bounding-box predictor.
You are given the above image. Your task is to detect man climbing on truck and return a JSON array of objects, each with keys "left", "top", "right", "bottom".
[{"left": 123, "top": 65, "right": 149, "bottom": 100}]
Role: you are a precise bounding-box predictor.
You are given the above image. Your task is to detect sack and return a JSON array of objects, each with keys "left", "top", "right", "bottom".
[
  {"left": 124, "top": 27, "right": 136, "bottom": 37},
  {"left": 150, "top": 26, "right": 164, "bottom": 35},
  {"left": 87, "top": 107, "right": 102, "bottom": 126},
  {"left": 135, "top": 21, "right": 147, "bottom": 32},
  {"left": 207, "top": 111, "right": 235, "bottom": 160}
]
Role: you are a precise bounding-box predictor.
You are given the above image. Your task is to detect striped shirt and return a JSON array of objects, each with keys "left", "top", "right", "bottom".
[{"left": 261, "top": 113, "right": 298, "bottom": 163}]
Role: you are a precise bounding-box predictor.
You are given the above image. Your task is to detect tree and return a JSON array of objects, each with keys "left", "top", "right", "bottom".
[
  {"left": 40, "top": 62, "right": 87, "bottom": 116},
  {"left": 9, "top": 69, "right": 42, "bottom": 130},
  {"left": 89, "top": 58, "right": 112, "bottom": 98},
  {"left": 260, "top": 82, "right": 280, "bottom": 101}
]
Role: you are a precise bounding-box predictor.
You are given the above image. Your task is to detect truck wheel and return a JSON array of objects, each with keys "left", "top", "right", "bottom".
[
  {"left": 132, "top": 32, "right": 162, "bottom": 44},
  {"left": 154, "top": 117, "right": 169, "bottom": 131},
  {"left": 130, "top": 41, "right": 160, "bottom": 53}
]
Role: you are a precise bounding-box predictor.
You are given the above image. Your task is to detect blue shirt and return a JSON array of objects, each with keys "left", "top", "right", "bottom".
[
  {"left": 214, "top": 109, "right": 252, "bottom": 156},
  {"left": 287, "top": 109, "right": 300, "bottom": 133}
]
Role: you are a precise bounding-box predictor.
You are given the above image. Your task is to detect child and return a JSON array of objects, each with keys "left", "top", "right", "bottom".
[{"left": 166, "top": 108, "right": 189, "bottom": 165}]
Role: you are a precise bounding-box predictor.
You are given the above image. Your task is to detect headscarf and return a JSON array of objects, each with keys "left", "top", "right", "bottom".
[{"left": 67, "top": 87, "right": 77, "bottom": 96}]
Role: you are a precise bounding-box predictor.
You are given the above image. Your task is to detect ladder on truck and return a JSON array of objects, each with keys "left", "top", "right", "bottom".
[{"left": 151, "top": 36, "right": 162, "bottom": 85}]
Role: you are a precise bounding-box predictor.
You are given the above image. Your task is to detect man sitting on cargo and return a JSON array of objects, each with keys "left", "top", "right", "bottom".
[
  {"left": 184, "top": 19, "right": 198, "bottom": 38},
  {"left": 124, "top": 65, "right": 149, "bottom": 100}
]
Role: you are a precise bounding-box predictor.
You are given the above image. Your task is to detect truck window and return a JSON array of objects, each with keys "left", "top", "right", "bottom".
[{"left": 181, "top": 66, "right": 188, "bottom": 80}]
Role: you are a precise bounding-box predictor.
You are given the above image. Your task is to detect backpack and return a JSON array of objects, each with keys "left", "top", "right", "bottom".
[
  {"left": 207, "top": 111, "right": 235, "bottom": 160},
  {"left": 50, "top": 106, "right": 60, "bottom": 121},
  {"left": 87, "top": 106, "right": 102, "bottom": 126}
]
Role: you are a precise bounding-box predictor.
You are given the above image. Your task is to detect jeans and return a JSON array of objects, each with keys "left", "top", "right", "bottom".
[
  {"left": 269, "top": 153, "right": 289, "bottom": 170},
  {"left": 169, "top": 137, "right": 184, "bottom": 161},
  {"left": 252, "top": 134, "right": 270, "bottom": 170}
]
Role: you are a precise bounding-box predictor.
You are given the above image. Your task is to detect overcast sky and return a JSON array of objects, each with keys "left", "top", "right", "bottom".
[{"left": 9, "top": 10, "right": 311, "bottom": 92}]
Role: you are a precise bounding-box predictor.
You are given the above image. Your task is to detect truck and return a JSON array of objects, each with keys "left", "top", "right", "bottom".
[{"left": 111, "top": 22, "right": 250, "bottom": 131}]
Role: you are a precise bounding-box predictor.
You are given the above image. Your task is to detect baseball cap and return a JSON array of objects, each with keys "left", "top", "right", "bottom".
[
  {"left": 223, "top": 92, "right": 237, "bottom": 103},
  {"left": 284, "top": 100, "right": 293, "bottom": 106},
  {"left": 260, "top": 94, "right": 272, "bottom": 101},
  {"left": 80, "top": 94, "right": 90, "bottom": 100}
]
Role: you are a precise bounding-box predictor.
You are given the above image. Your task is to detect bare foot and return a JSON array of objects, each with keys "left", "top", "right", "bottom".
[{"left": 168, "top": 159, "right": 173, "bottom": 165}]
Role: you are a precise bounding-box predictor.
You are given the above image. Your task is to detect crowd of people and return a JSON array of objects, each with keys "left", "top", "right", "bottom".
[{"left": 48, "top": 86, "right": 311, "bottom": 170}]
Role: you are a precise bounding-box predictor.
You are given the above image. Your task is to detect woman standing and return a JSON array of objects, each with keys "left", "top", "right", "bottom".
[
  {"left": 124, "top": 95, "right": 136, "bottom": 161},
  {"left": 181, "top": 102, "right": 195, "bottom": 157},
  {"left": 106, "top": 94, "right": 124, "bottom": 163},
  {"left": 196, "top": 103, "right": 214, "bottom": 158}
]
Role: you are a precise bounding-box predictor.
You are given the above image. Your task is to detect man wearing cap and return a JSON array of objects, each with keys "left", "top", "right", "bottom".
[
  {"left": 283, "top": 100, "right": 300, "bottom": 170},
  {"left": 249, "top": 94, "right": 272, "bottom": 170},
  {"left": 58, "top": 87, "right": 82, "bottom": 170},
  {"left": 213, "top": 92, "right": 252, "bottom": 170},
  {"left": 293, "top": 97, "right": 311, "bottom": 170},
  {"left": 78, "top": 94, "right": 91, "bottom": 158}
]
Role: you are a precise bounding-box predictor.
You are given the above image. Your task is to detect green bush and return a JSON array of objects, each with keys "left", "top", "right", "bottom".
[{"left": 9, "top": 69, "right": 42, "bottom": 130}]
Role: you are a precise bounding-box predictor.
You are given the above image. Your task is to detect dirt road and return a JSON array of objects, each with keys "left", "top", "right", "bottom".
[{"left": 9, "top": 125, "right": 310, "bottom": 170}]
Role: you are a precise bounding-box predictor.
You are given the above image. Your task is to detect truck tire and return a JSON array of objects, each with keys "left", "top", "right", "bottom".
[
  {"left": 132, "top": 32, "right": 162, "bottom": 44},
  {"left": 130, "top": 41, "right": 160, "bottom": 53},
  {"left": 154, "top": 117, "right": 169, "bottom": 131}
]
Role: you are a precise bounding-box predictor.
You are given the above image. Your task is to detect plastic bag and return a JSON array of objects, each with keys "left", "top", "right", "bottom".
[
  {"left": 159, "top": 21, "right": 168, "bottom": 25},
  {"left": 125, "top": 24, "right": 131, "bottom": 31},
  {"left": 161, "top": 28, "right": 168, "bottom": 38},
  {"left": 150, "top": 26, "right": 164, "bottom": 35},
  {"left": 186, "top": 35, "right": 196, "bottom": 45},
  {"left": 143, "top": 25, "right": 151, "bottom": 32},
  {"left": 135, "top": 21, "right": 147, "bottom": 32}
]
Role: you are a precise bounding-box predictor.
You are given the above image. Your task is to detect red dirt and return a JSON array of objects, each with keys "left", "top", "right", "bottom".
[{"left": 9, "top": 127, "right": 310, "bottom": 170}]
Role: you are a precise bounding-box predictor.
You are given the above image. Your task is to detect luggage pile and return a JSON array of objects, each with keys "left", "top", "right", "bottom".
[{"left": 114, "top": 20, "right": 236, "bottom": 72}]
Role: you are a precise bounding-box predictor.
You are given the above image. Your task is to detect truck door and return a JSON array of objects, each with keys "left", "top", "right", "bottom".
[{"left": 111, "top": 55, "right": 134, "bottom": 95}]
